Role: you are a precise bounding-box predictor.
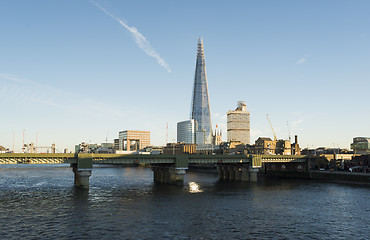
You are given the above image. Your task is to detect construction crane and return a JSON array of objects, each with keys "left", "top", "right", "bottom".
[{"left": 266, "top": 114, "right": 277, "bottom": 141}]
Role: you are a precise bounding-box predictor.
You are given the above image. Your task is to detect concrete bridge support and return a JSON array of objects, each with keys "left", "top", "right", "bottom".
[
  {"left": 241, "top": 167, "right": 249, "bottom": 182},
  {"left": 218, "top": 166, "right": 224, "bottom": 180},
  {"left": 72, "top": 166, "right": 92, "bottom": 189},
  {"left": 248, "top": 168, "right": 259, "bottom": 182},
  {"left": 152, "top": 166, "right": 186, "bottom": 185},
  {"left": 223, "top": 167, "right": 230, "bottom": 180},
  {"left": 228, "top": 167, "right": 236, "bottom": 181},
  {"left": 72, "top": 154, "right": 93, "bottom": 189},
  {"left": 234, "top": 167, "right": 242, "bottom": 181}
]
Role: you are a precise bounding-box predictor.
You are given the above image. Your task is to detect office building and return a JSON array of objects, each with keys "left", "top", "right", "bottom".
[
  {"left": 114, "top": 139, "right": 119, "bottom": 151},
  {"left": 177, "top": 119, "right": 197, "bottom": 144},
  {"left": 119, "top": 130, "right": 150, "bottom": 151},
  {"left": 351, "top": 137, "right": 370, "bottom": 155},
  {"left": 191, "top": 38, "right": 213, "bottom": 144},
  {"left": 227, "top": 101, "right": 251, "bottom": 144}
]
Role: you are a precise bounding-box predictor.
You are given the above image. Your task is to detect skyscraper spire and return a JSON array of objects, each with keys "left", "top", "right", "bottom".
[{"left": 191, "top": 38, "right": 212, "bottom": 144}]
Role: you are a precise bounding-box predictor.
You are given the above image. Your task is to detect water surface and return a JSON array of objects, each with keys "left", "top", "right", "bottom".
[{"left": 0, "top": 164, "right": 369, "bottom": 239}]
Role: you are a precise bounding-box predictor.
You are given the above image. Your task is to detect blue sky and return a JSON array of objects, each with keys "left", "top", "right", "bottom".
[{"left": 0, "top": 0, "right": 369, "bottom": 152}]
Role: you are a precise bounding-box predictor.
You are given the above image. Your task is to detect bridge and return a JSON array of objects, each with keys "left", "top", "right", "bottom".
[{"left": 0, "top": 153, "right": 308, "bottom": 189}]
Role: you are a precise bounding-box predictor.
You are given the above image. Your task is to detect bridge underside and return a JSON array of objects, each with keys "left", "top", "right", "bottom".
[
  {"left": 152, "top": 165, "right": 187, "bottom": 185},
  {"left": 217, "top": 164, "right": 259, "bottom": 182}
]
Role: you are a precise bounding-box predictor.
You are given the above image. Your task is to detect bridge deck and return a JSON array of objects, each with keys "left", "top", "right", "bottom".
[{"left": 0, "top": 153, "right": 306, "bottom": 166}]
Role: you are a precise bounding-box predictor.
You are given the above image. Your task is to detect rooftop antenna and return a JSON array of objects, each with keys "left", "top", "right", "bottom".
[
  {"left": 36, "top": 131, "right": 38, "bottom": 153},
  {"left": 166, "top": 122, "right": 168, "bottom": 145},
  {"left": 287, "top": 121, "right": 291, "bottom": 141},
  {"left": 105, "top": 129, "right": 109, "bottom": 143},
  {"left": 12, "top": 132, "right": 15, "bottom": 153},
  {"left": 22, "top": 129, "right": 25, "bottom": 153}
]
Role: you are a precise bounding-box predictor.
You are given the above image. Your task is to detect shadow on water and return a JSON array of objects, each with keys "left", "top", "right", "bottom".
[{"left": 71, "top": 187, "right": 90, "bottom": 203}]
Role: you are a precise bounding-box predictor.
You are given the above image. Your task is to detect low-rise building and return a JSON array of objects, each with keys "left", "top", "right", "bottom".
[
  {"left": 255, "top": 137, "right": 276, "bottom": 155},
  {"left": 0, "top": 145, "right": 7, "bottom": 153},
  {"left": 163, "top": 143, "right": 197, "bottom": 155},
  {"left": 114, "top": 139, "right": 119, "bottom": 151},
  {"left": 140, "top": 146, "right": 163, "bottom": 154},
  {"left": 276, "top": 140, "right": 291, "bottom": 155},
  {"left": 75, "top": 142, "right": 114, "bottom": 153}
]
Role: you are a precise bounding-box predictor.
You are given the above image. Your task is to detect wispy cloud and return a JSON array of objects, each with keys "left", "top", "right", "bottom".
[
  {"left": 0, "top": 74, "right": 125, "bottom": 119},
  {"left": 0, "top": 74, "right": 28, "bottom": 83},
  {"left": 290, "top": 113, "right": 305, "bottom": 132},
  {"left": 90, "top": 1, "right": 171, "bottom": 73},
  {"left": 296, "top": 58, "right": 306, "bottom": 64},
  {"left": 292, "top": 119, "right": 304, "bottom": 125}
]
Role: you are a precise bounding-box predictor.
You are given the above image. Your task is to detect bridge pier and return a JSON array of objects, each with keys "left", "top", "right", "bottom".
[
  {"left": 228, "top": 167, "right": 236, "bottom": 181},
  {"left": 152, "top": 166, "right": 186, "bottom": 185},
  {"left": 234, "top": 167, "right": 242, "bottom": 181},
  {"left": 217, "top": 166, "right": 224, "bottom": 180},
  {"left": 72, "top": 166, "right": 92, "bottom": 189},
  {"left": 223, "top": 166, "right": 230, "bottom": 180},
  {"left": 241, "top": 167, "right": 249, "bottom": 181},
  {"left": 72, "top": 154, "right": 93, "bottom": 189},
  {"left": 248, "top": 168, "right": 259, "bottom": 182}
]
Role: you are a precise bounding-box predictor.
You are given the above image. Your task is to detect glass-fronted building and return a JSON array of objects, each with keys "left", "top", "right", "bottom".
[
  {"left": 351, "top": 137, "right": 370, "bottom": 155},
  {"left": 191, "top": 38, "right": 213, "bottom": 144},
  {"left": 177, "top": 119, "right": 197, "bottom": 144}
]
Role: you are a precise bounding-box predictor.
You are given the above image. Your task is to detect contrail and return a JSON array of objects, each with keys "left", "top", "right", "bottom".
[{"left": 90, "top": 1, "right": 171, "bottom": 73}]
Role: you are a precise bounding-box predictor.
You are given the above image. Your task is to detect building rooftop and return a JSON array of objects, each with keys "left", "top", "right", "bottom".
[{"left": 257, "top": 137, "right": 273, "bottom": 141}]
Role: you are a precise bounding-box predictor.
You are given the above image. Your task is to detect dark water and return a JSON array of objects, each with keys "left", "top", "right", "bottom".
[{"left": 0, "top": 165, "right": 369, "bottom": 240}]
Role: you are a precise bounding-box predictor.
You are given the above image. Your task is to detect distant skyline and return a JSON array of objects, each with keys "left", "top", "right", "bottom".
[{"left": 0, "top": 0, "right": 369, "bottom": 152}]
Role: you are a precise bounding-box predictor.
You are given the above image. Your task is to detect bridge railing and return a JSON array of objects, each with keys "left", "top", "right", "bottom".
[{"left": 0, "top": 153, "right": 77, "bottom": 164}]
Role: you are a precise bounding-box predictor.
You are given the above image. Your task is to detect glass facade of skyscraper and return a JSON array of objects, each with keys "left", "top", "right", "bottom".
[{"left": 191, "top": 38, "right": 213, "bottom": 144}]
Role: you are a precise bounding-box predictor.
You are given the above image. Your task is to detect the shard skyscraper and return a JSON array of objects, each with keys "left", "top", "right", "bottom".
[{"left": 191, "top": 38, "right": 213, "bottom": 144}]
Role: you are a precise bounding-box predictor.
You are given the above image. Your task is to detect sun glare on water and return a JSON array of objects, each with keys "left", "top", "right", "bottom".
[{"left": 188, "top": 182, "right": 203, "bottom": 193}]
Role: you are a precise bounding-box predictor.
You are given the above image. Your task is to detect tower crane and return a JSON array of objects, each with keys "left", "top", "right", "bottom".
[{"left": 266, "top": 114, "right": 277, "bottom": 141}]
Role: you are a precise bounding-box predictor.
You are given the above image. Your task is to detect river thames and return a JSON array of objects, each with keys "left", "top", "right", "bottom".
[{"left": 0, "top": 164, "right": 369, "bottom": 239}]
